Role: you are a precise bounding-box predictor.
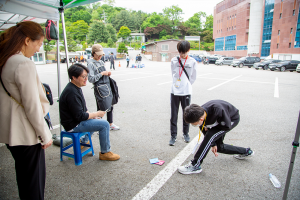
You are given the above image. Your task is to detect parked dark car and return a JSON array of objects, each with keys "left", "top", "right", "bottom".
[
  {"left": 215, "top": 57, "right": 234, "bottom": 66},
  {"left": 253, "top": 59, "right": 282, "bottom": 70},
  {"left": 268, "top": 60, "right": 300, "bottom": 72},
  {"left": 206, "top": 56, "right": 218, "bottom": 64},
  {"left": 231, "top": 57, "right": 261, "bottom": 68}
]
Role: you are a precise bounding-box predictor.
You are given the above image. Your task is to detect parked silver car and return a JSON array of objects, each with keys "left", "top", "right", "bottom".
[
  {"left": 296, "top": 63, "right": 300, "bottom": 73},
  {"left": 215, "top": 57, "right": 234, "bottom": 66}
]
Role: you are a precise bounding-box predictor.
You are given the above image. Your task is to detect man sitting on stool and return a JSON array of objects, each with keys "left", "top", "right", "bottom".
[{"left": 59, "top": 63, "right": 120, "bottom": 161}]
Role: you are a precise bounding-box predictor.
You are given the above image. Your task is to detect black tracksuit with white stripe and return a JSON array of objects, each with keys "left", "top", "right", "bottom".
[{"left": 192, "top": 100, "right": 248, "bottom": 168}]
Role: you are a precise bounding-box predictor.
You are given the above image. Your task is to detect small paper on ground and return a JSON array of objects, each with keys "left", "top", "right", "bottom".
[
  {"left": 149, "top": 158, "right": 159, "bottom": 164},
  {"left": 154, "top": 160, "right": 165, "bottom": 165}
]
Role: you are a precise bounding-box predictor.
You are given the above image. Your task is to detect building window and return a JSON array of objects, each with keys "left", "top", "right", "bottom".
[
  {"left": 225, "top": 35, "right": 236, "bottom": 51},
  {"left": 291, "top": 28, "right": 293, "bottom": 34},
  {"left": 277, "top": 44, "right": 279, "bottom": 49},
  {"left": 280, "top": 13, "right": 282, "bottom": 19},
  {"left": 295, "top": 6, "right": 300, "bottom": 48},
  {"left": 235, "top": 14, "right": 236, "bottom": 18},
  {"left": 161, "top": 44, "right": 168, "bottom": 51},
  {"left": 261, "top": 0, "right": 275, "bottom": 56},
  {"left": 221, "top": 29, "right": 222, "bottom": 33},
  {"left": 237, "top": 45, "right": 247, "bottom": 50},
  {"left": 289, "top": 43, "right": 291, "bottom": 48},
  {"left": 227, "top": 28, "right": 228, "bottom": 31},
  {"left": 215, "top": 37, "right": 225, "bottom": 51},
  {"left": 278, "top": 30, "right": 280, "bottom": 35},
  {"left": 293, "top": 10, "right": 295, "bottom": 16},
  {"left": 232, "top": 26, "right": 233, "bottom": 30}
]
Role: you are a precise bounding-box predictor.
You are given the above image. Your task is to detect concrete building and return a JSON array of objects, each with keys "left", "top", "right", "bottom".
[
  {"left": 144, "top": 39, "right": 180, "bottom": 62},
  {"left": 213, "top": 0, "right": 300, "bottom": 59}
]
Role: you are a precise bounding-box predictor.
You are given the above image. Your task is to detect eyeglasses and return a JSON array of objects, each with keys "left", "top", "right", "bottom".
[{"left": 80, "top": 75, "right": 88, "bottom": 79}]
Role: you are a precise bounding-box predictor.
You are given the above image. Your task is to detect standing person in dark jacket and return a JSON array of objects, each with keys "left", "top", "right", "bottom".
[
  {"left": 109, "top": 52, "right": 115, "bottom": 70},
  {"left": 178, "top": 100, "right": 254, "bottom": 174},
  {"left": 59, "top": 63, "right": 120, "bottom": 161}
]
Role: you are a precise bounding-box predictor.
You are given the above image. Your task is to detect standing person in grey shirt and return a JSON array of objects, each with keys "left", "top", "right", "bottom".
[
  {"left": 109, "top": 52, "right": 115, "bottom": 70},
  {"left": 87, "top": 44, "right": 120, "bottom": 131}
]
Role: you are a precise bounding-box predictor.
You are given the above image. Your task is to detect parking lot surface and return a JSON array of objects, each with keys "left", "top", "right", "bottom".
[{"left": 1, "top": 51, "right": 300, "bottom": 199}]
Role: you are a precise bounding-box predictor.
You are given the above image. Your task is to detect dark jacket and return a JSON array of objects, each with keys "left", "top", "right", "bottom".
[
  {"left": 109, "top": 55, "right": 115, "bottom": 62},
  {"left": 59, "top": 82, "right": 89, "bottom": 131},
  {"left": 200, "top": 100, "right": 239, "bottom": 131}
]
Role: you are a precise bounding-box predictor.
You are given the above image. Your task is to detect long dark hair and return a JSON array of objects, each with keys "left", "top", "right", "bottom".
[{"left": 0, "top": 21, "right": 44, "bottom": 72}]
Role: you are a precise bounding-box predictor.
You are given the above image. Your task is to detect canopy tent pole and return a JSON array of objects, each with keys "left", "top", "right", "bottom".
[
  {"left": 56, "top": 18, "right": 62, "bottom": 133},
  {"left": 59, "top": 7, "right": 70, "bottom": 75},
  {"left": 282, "top": 111, "right": 300, "bottom": 200}
]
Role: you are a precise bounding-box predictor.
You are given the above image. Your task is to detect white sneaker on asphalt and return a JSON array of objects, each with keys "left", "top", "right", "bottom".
[
  {"left": 234, "top": 148, "right": 254, "bottom": 160},
  {"left": 178, "top": 162, "right": 202, "bottom": 175},
  {"left": 110, "top": 123, "right": 120, "bottom": 131}
]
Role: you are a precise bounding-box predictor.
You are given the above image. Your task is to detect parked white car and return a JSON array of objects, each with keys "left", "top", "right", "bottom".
[{"left": 296, "top": 63, "right": 300, "bottom": 73}]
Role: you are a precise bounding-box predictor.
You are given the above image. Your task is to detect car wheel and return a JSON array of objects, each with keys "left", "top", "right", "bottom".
[
  {"left": 248, "top": 66, "right": 252, "bottom": 68},
  {"left": 263, "top": 65, "right": 268, "bottom": 70},
  {"left": 239, "top": 63, "right": 243, "bottom": 68},
  {"left": 297, "top": 71, "right": 300, "bottom": 73},
  {"left": 233, "top": 66, "right": 236, "bottom": 67},
  {"left": 255, "top": 68, "right": 259, "bottom": 70},
  {"left": 270, "top": 69, "right": 274, "bottom": 71},
  {"left": 280, "top": 66, "right": 286, "bottom": 72},
  {"left": 289, "top": 70, "right": 293, "bottom": 72}
]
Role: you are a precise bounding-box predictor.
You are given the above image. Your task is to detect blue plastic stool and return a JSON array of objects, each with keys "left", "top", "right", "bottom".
[{"left": 60, "top": 131, "right": 95, "bottom": 166}]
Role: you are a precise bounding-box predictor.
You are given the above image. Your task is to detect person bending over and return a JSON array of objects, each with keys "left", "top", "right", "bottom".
[{"left": 178, "top": 100, "right": 254, "bottom": 174}]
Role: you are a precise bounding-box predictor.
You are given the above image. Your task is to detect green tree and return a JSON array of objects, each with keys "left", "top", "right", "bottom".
[
  {"left": 91, "top": 10, "right": 100, "bottom": 21},
  {"left": 113, "top": 10, "right": 135, "bottom": 31},
  {"left": 185, "top": 12, "right": 206, "bottom": 32},
  {"left": 204, "top": 14, "right": 213, "bottom": 31},
  {"left": 117, "top": 42, "right": 128, "bottom": 53},
  {"left": 71, "top": 10, "right": 92, "bottom": 24},
  {"left": 202, "top": 30, "right": 213, "bottom": 43},
  {"left": 117, "top": 26, "right": 131, "bottom": 40},
  {"left": 141, "top": 13, "right": 169, "bottom": 30},
  {"left": 43, "top": 39, "right": 55, "bottom": 59},
  {"left": 106, "top": 24, "right": 118, "bottom": 43},
  {"left": 68, "top": 20, "right": 89, "bottom": 41},
  {"left": 159, "top": 30, "right": 167, "bottom": 39},
  {"left": 88, "top": 20, "right": 110, "bottom": 43},
  {"left": 163, "top": 5, "right": 183, "bottom": 32}
]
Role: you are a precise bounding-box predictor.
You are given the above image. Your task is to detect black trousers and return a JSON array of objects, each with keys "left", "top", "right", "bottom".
[
  {"left": 97, "top": 102, "right": 113, "bottom": 124},
  {"left": 110, "top": 62, "right": 115, "bottom": 70},
  {"left": 192, "top": 116, "right": 248, "bottom": 167},
  {"left": 170, "top": 94, "right": 191, "bottom": 138},
  {"left": 127, "top": 61, "right": 129, "bottom": 67},
  {"left": 6, "top": 143, "right": 46, "bottom": 200}
]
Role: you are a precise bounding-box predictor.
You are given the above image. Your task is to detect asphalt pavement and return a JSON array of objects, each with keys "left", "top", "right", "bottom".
[{"left": 0, "top": 50, "right": 300, "bottom": 199}]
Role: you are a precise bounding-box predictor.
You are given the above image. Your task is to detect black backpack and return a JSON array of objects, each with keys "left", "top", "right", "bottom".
[
  {"left": 109, "top": 77, "right": 120, "bottom": 105},
  {"left": 45, "top": 20, "right": 58, "bottom": 41}
]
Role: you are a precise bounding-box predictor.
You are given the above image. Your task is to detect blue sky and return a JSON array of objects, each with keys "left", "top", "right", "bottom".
[{"left": 113, "top": 0, "right": 222, "bottom": 21}]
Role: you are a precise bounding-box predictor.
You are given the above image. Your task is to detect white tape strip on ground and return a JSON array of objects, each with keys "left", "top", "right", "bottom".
[{"left": 132, "top": 135, "right": 200, "bottom": 200}]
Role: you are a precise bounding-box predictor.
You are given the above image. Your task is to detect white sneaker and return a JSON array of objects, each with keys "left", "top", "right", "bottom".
[
  {"left": 110, "top": 123, "right": 120, "bottom": 130},
  {"left": 178, "top": 162, "right": 202, "bottom": 175}
]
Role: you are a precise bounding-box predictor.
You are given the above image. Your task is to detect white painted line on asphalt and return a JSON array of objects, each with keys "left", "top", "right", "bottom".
[
  {"left": 274, "top": 77, "right": 279, "bottom": 98},
  {"left": 157, "top": 73, "right": 213, "bottom": 85},
  {"left": 207, "top": 75, "right": 243, "bottom": 90},
  {"left": 196, "top": 73, "right": 213, "bottom": 78},
  {"left": 132, "top": 135, "right": 199, "bottom": 200},
  {"left": 120, "top": 74, "right": 169, "bottom": 81},
  {"left": 157, "top": 81, "right": 172, "bottom": 86}
]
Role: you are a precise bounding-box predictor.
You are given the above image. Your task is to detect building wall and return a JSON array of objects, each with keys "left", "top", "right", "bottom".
[
  {"left": 270, "top": 0, "right": 300, "bottom": 56},
  {"left": 213, "top": 0, "right": 300, "bottom": 58},
  {"left": 213, "top": 0, "right": 251, "bottom": 57},
  {"left": 145, "top": 40, "right": 179, "bottom": 62}
]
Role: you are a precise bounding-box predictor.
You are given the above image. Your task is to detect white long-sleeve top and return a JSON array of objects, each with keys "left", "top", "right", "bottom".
[{"left": 170, "top": 56, "right": 197, "bottom": 96}]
